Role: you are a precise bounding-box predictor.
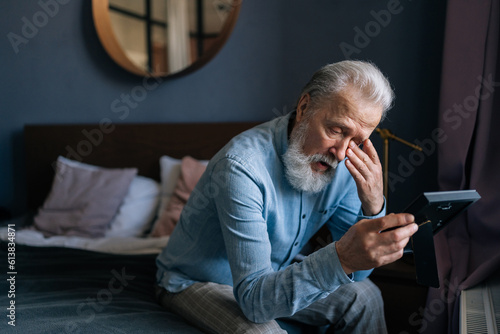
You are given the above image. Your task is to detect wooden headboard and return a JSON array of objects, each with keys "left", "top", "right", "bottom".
[{"left": 24, "top": 122, "right": 260, "bottom": 211}]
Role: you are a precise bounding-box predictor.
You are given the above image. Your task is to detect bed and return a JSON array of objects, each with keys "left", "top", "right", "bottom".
[
  {"left": 0, "top": 122, "right": 321, "bottom": 333},
  {"left": 0, "top": 122, "right": 429, "bottom": 334}
]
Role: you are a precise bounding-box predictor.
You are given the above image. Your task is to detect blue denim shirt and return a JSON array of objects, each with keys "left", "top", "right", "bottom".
[{"left": 156, "top": 112, "right": 386, "bottom": 323}]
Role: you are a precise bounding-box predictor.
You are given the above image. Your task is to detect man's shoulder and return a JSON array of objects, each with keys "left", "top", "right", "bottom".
[{"left": 218, "top": 116, "right": 285, "bottom": 162}]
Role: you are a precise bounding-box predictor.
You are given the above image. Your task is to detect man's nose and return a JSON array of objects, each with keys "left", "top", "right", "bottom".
[{"left": 330, "top": 139, "right": 350, "bottom": 161}]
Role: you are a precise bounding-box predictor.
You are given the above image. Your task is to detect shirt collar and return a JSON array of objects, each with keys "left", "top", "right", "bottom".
[{"left": 274, "top": 111, "right": 296, "bottom": 163}]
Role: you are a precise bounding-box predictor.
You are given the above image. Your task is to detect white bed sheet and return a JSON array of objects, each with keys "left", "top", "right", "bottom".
[{"left": 0, "top": 226, "right": 169, "bottom": 255}]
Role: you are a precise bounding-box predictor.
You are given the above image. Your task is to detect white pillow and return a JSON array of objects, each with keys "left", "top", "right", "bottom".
[
  {"left": 106, "top": 175, "right": 161, "bottom": 238},
  {"left": 156, "top": 155, "right": 183, "bottom": 217}
]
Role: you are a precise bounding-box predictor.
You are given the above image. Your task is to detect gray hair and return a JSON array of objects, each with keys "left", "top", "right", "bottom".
[{"left": 299, "top": 60, "right": 395, "bottom": 121}]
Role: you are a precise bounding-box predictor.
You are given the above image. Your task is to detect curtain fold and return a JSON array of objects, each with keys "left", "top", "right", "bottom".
[{"left": 424, "top": 0, "right": 500, "bottom": 333}]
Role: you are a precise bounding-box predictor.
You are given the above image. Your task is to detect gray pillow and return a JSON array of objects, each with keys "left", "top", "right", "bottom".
[{"left": 33, "top": 156, "right": 137, "bottom": 238}]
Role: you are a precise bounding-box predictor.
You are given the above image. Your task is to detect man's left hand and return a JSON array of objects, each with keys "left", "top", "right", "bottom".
[{"left": 345, "top": 138, "right": 384, "bottom": 216}]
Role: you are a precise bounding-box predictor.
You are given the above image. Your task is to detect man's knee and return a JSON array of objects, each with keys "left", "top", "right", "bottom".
[
  {"left": 324, "top": 279, "right": 384, "bottom": 320},
  {"left": 156, "top": 282, "right": 286, "bottom": 333},
  {"left": 352, "top": 279, "right": 384, "bottom": 310}
]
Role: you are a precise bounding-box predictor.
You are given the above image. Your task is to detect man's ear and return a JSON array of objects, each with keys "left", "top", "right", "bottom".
[{"left": 296, "top": 93, "right": 310, "bottom": 123}]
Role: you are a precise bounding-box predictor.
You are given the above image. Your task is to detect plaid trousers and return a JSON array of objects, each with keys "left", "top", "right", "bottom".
[{"left": 155, "top": 279, "right": 387, "bottom": 334}]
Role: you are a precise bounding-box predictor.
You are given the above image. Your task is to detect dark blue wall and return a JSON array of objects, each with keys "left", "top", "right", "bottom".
[{"left": 0, "top": 0, "right": 446, "bottom": 216}]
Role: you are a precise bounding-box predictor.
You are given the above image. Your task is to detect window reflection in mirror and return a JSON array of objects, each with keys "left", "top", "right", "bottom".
[{"left": 95, "top": 0, "right": 239, "bottom": 77}]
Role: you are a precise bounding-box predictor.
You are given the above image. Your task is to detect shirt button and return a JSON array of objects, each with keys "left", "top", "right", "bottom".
[
  {"left": 302, "top": 214, "right": 306, "bottom": 219},
  {"left": 294, "top": 242, "right": 299, "bottom": 246}
]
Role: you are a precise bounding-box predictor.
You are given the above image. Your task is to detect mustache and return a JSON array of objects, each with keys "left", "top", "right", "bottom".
[{"left": 308, "top": 154, "right": 339, "bottom": 169}]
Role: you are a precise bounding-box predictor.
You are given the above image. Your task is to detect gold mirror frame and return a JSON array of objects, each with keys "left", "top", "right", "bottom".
[{"left": 92, "top": 0, "right": 241, "bottom": 77}]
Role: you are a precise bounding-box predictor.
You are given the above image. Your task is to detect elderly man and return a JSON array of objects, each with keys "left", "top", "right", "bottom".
[{"left": 155, "top": 60, "right": 418, "bottom": 333}]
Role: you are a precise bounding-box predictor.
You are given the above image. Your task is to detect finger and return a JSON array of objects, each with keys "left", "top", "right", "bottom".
[
  {"left": 348, "top": 140, "right": 381, "bottom": 173},
  {"left": 348, "top": 141, "right": 377, "bottom": 170},
  {"left": 345, "top": 158, "right": 367, "bottom": 184},
  {"left": 348, "top": 140, "right": 372, "bottom": 165},
  {"left": 345, "top": 154, "right": 374, "bottom": 204},
  {"left": 384, "top": 237, "right": 411, "bottom": 253},
  {"left": 362, "top": 139, "right": 381, "bottom": 165},
  {"left": 347, "top": 148, "right": 370, "bottom": 175},
  {"left": 378, "top": 249, "right": 405, "bottom": 266},
  {"left": 378, "top": 213, "right": 415, "bottom": 232},
  {"left": 356, "top": 214, "right": 406, "bottom": 233},
  {"left": 381, "top": 225, "right": 418, "bottom": 248}
]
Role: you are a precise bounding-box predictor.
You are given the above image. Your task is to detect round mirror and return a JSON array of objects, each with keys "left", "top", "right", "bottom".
[{"left": 92, "top": 0, "right": 241, "bottom": 77}]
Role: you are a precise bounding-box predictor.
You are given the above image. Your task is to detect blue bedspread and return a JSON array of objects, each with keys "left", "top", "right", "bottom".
[
  {"left": 0, "top": 241, "right": 203, "bottom": 333},
  {"left": 0, "top": 242, "right": 312, "bottom": 334}
]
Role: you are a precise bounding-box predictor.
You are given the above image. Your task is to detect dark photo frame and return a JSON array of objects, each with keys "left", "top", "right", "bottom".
[
  {"left": 402, "top": 190, "right": 481, "bottom": 287},
  {"left": 404, "top": 190, "right": 481, "bottom": 235}
]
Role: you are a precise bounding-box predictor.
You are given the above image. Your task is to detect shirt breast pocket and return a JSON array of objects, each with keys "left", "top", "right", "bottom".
[
  {"left": 312, "top": 207, "right": 337, "bottom": 223},
  {"left": 305, "top": 206, "right": 338, "bottom": 242}
]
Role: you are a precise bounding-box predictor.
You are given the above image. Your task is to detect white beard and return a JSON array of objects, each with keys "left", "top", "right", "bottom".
[{"left": 283, "top": 119, "right": 338, "bottom": 193}]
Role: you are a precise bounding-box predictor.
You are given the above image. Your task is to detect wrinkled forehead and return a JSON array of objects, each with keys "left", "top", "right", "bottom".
[{"left": 316, "top": 87, "right": 383, "bottom": 127}]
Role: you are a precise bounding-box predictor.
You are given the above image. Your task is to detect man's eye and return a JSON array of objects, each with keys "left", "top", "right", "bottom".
[{"left": 329, "top": 128, "right": 342, "bottom": 135}]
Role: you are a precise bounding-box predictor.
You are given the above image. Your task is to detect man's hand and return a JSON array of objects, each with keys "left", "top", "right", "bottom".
[
  {"left": 345, "top": 138, "right": 384, "bottom": 216},
  {"left": 335, "top": 213, "right": 418, "bottom": 275}
]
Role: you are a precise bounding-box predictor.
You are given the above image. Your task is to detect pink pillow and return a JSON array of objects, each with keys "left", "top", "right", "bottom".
[
  {"left": 150, "top": 156, "right": 207, "bottom": 237},
  {"left": 33, "top": 157, "right": 137, "bottom": 238}
]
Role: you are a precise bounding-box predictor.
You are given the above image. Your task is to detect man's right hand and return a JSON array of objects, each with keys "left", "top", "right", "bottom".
[{"left": 335, "top": 213, "right": 418, "bottom": 275}]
